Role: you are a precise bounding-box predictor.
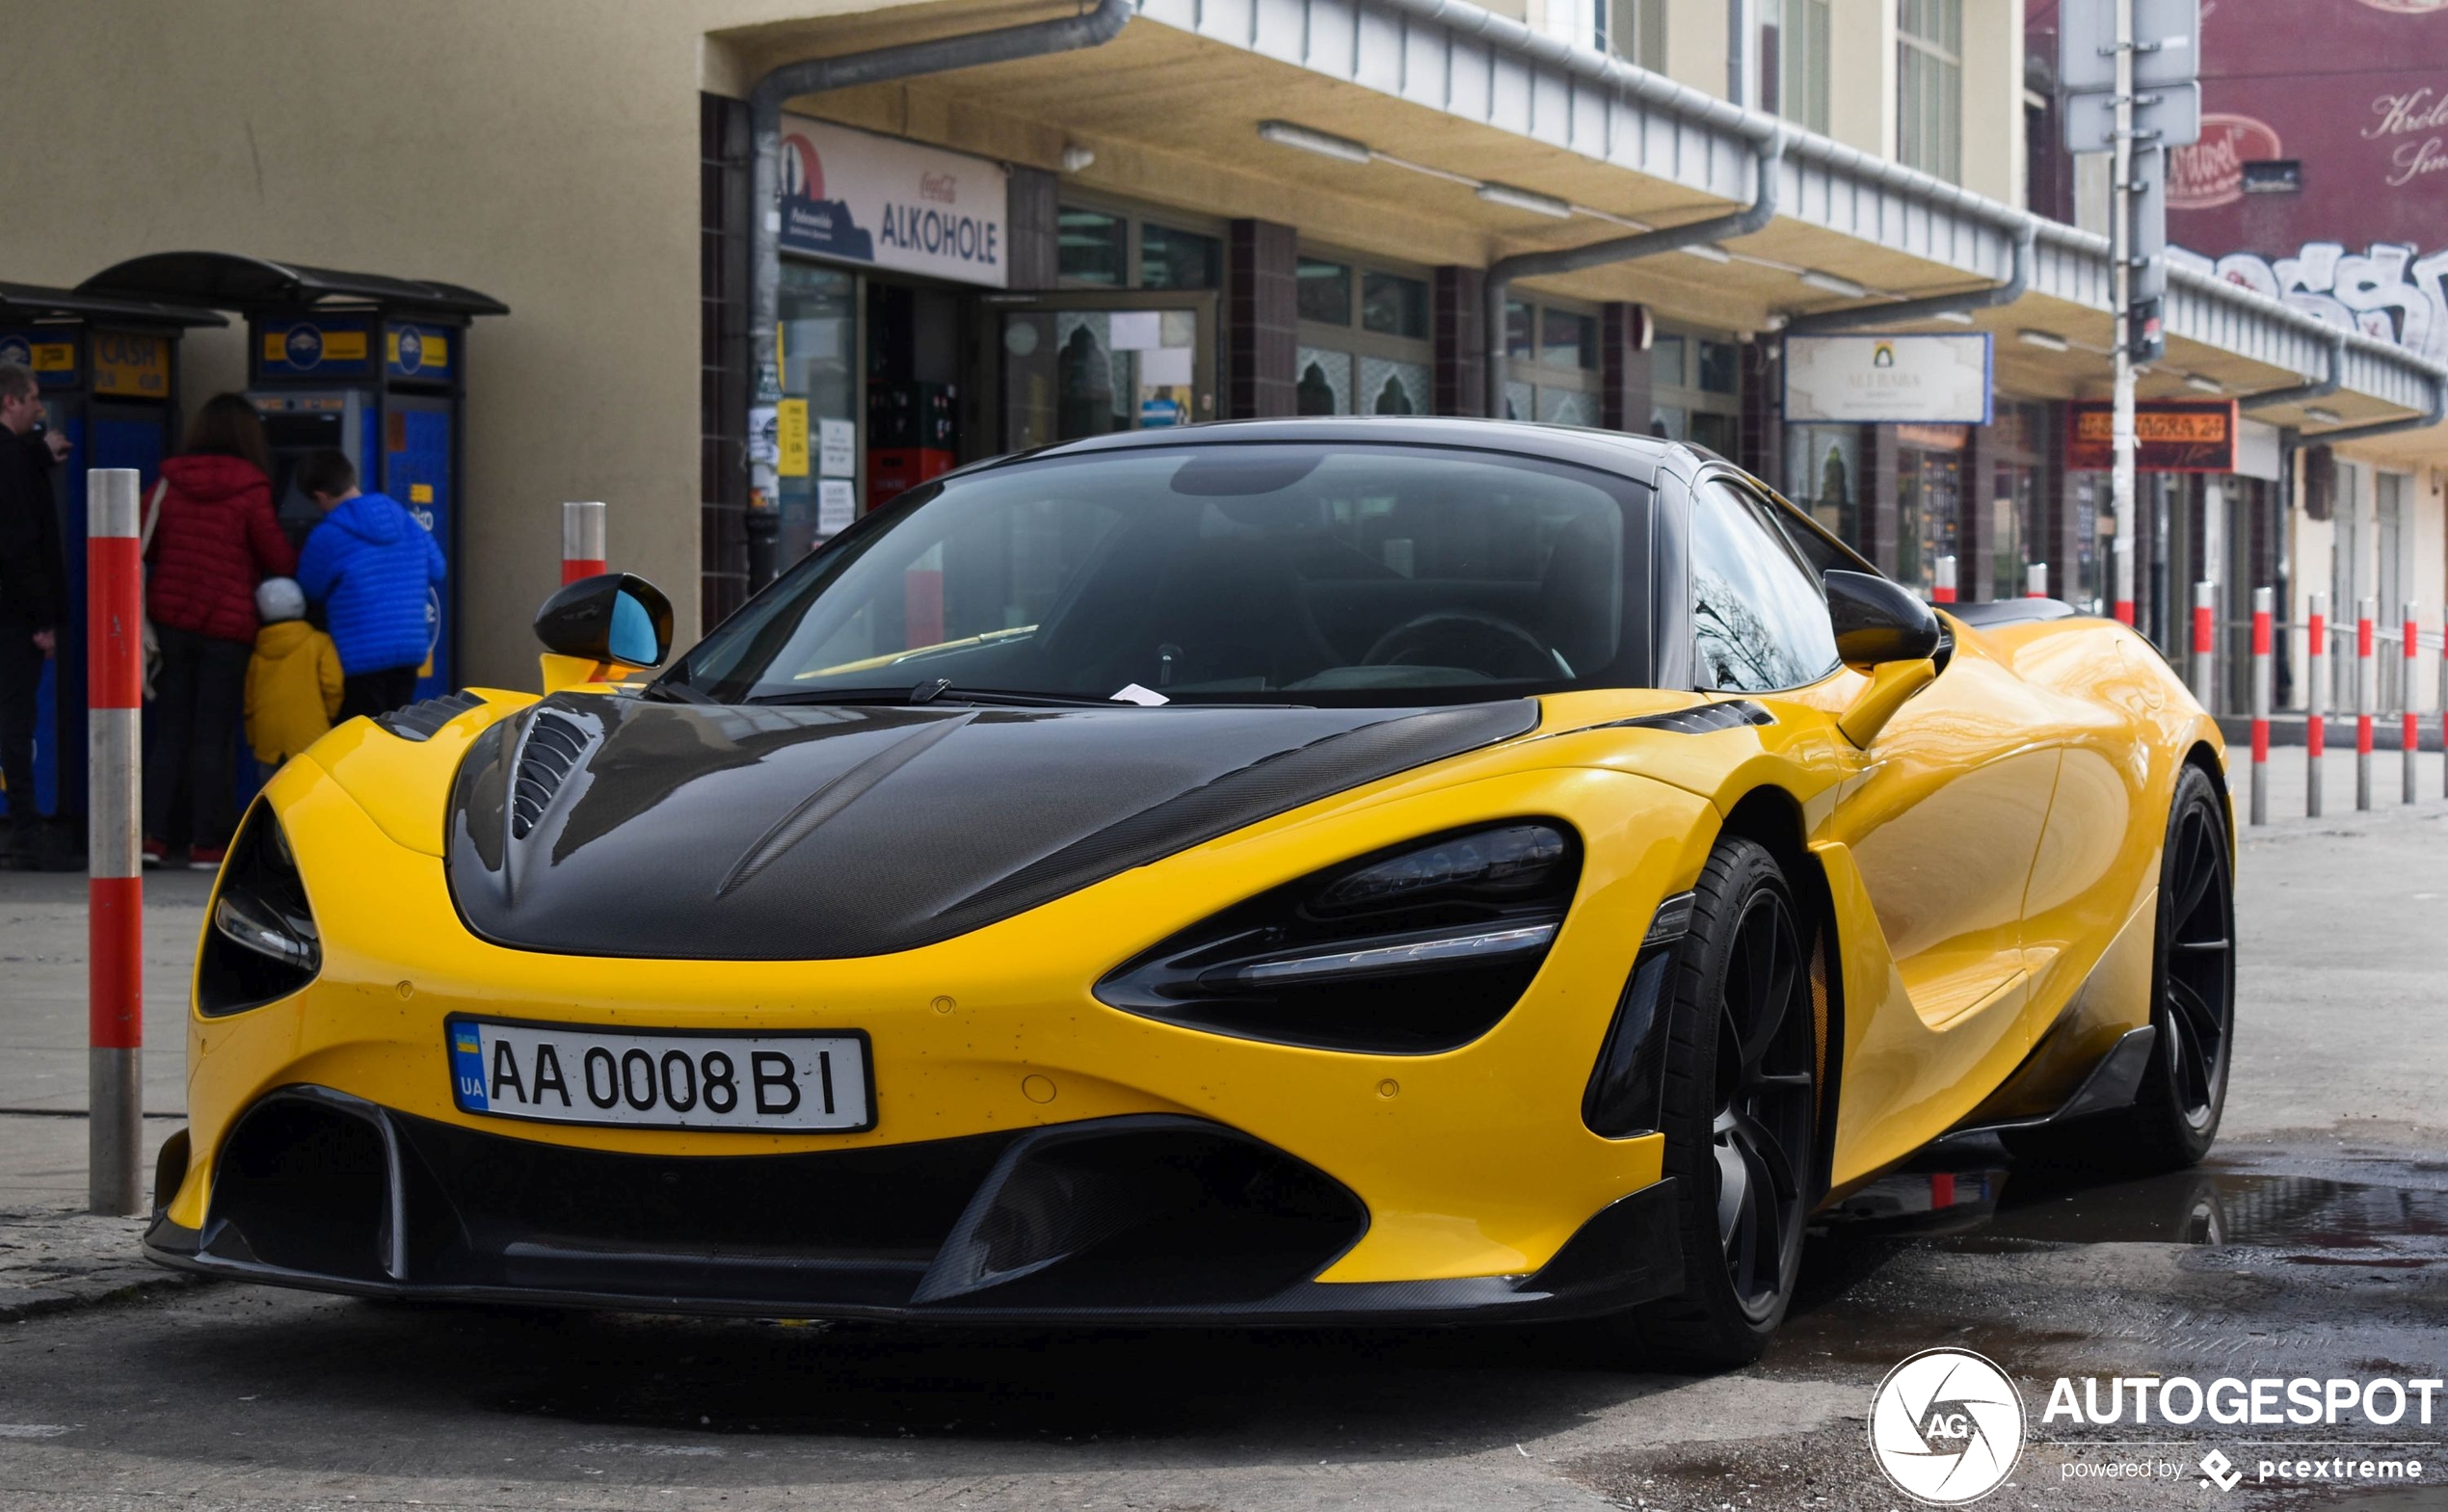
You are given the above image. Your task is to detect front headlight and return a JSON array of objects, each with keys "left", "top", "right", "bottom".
[
  {"left": 1095, "top": 821, "right": 1581, "bottom": 1053},
  {"left": 197, "top": 804, "right": 321, "bottom": 1017}
]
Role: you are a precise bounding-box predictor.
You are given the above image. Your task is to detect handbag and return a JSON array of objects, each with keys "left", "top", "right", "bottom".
[{"left": 138, "top": 478, "right": 165, "bottom": 701}]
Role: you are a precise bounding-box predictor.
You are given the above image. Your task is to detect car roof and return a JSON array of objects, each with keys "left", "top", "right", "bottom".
[{"left": 978, "top": 415, "right": 1686, "bottom": 487}]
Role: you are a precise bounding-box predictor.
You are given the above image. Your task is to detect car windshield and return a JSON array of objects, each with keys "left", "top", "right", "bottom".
[{"left": 674, "top": 441, "right": 1648, "bottom": 706}]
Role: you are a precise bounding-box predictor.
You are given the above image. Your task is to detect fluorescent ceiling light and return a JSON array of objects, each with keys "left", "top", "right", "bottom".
[
  {"left": 1679, "top": 243, "right": 1732, "bottom": 264},
  {"left": 1933, "top": 310, "right": 1975, "bottom": 325},
  {"left": 2017, "top": 329, "right": 2071, "bottom": 352},
  {"left": 2305, "top": 406, "right": 2343, "bottom": 424},
  {"left": 1257, "top": 120, "right": 1371, "bottom": 165},
  {"left": 2185, "top": 374, "right": 2223, "bottom": 394},
  {"left": 1798, "top": 270, "right": 1867, "bottom": 299},
  {"left": 1476, "top": 182, "right": 1573, "bottom": 219}
]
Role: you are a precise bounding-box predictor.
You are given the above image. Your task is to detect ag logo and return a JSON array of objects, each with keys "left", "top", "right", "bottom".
[
  {"left": 0, "top": 335, "right": 30, "bottom": 369},
  {"left": 283, "top": 325, "right": 324, "bottom": 368},
  {"left": 1868, "top": 1348, "right": 2025, "bottom": 1504}
]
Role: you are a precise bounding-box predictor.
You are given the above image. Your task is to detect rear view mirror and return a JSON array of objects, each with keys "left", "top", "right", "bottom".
[
  {"left": 1824, "top": 570, "right": 1942, "bottom": 668},
  {"left": 535, "top": 572, "right": 673, "bottom": 669}
]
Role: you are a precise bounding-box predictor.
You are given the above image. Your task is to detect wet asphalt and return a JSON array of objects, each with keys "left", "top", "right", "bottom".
[{"left": 2, "top": 788, "right": 2445, "bottom": 1509}]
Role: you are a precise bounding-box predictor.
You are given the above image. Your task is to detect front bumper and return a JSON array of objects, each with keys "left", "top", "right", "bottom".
[{"left": 145, "top": 1086, "right": 1681, "bottom": 1325}]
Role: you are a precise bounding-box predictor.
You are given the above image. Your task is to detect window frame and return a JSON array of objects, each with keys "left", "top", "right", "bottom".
[
  {"left": 1500, "top": 292, "right": 1604, "bottom": 429},
  {"left": 1897, "top": 0, "right": 1964, "bottom": 184},
  {"left": 1292, "top": 241, "right": 1437, "bottom": 418},
  {"left": 1648, "top": 318, "right": 1742, "bottom": 453},
  {"left": 1054, "top": 192, "right": 1232, "bottom": 293}
]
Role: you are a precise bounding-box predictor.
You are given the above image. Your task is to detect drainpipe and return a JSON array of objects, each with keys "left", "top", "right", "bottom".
[
  {"left": 745, "top": 0, "right": 1132, "bottom": 588},
  {"left": 2242, "top": 330, "right": 2346, "bottom": 414},
  {"left": 1483, "top": 131, "right": 1784, "bottom": 418},
  {"left": 1781, "top": 224, "right": 2036, "bottom": 335}
]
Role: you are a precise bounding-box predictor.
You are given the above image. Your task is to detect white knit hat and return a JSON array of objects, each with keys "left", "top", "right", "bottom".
[{"left": 254, "top": 576, "right": 306, "bottom": 623}]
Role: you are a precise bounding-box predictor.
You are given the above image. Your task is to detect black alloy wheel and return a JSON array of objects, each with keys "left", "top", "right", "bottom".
[
  {"left": 1624, "top": 835, "right": 1821, "bottom": 1366},
  {"left": 2008, "top": 762, "right": 2235, "bottom": 1177}
]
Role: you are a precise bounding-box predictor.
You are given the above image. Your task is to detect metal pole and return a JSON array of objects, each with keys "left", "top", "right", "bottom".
[
  {"left": 2407, "top": 607, "right": 2422, "bottom": 805},
  {"left": 1932, "top": 554, "right": 1956, "bottom": 604},
  {"left": 2027, "top": 562, "right": 2050, "bottom": 598},
  {"left": 86, "top": 468, "right": 143, "bottom": 1216},
  {"left": 2357, "top": 596, "right": 2377, "bottom": 811},
  {"left": 2190, "top": 581, "right": 2216, "bottom": 709},
  {"left": 2307, "top": 593, "right": 2328, "bottom": 818},
  {"left": 562, "top": 500, "right": 607, "bottom": 585},
  {"left": 2110, "top": 0, "right": 2138, "bottom": 629},
  {"left": 2113, "top": 537, "right": 2135, "bottom": 626},
  {"left": 2250, "top": 585, "right": 2272, "bottom": 826}
]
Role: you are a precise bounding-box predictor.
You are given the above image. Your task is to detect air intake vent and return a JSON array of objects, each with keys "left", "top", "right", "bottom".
[
  {"left": 510, "top": 709, "right": 591, "bottom": 839},
  {"left": 376, "top": 690, "right": 485, "bottom": 743}
]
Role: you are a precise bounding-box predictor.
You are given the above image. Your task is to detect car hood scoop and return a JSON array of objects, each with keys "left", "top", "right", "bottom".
[{"left": 445, "top": 695, "right": 1537, "bottom": 960}]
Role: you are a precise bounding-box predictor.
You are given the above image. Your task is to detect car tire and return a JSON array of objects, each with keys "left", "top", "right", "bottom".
[
  {"left": 1618, "top": 835, "right": 1820, "bottom": 1369},
  {"left": 2008, "top": 762, "right": 2234, "bottom": 1178}
]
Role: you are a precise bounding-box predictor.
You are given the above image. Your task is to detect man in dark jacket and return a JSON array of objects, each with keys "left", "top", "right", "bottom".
[
  {"left": 0, "top": 362, "right": 67, "bottom": 869},
  {"left": 294, "top": 449, "right": 444, "bottom": 719}
]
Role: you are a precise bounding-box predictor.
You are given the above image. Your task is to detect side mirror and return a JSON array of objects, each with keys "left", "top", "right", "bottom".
[
  {"left": 535, "top": 572, "right": 673, "bottom": 669},
  {"left": 1824, "top": 570, "right": 1942, "bottom": 668}
]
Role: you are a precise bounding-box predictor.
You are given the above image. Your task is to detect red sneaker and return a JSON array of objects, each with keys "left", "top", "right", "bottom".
[
  {"left": 188, "top": 845, "right": 227, "bottom": 872},
  {"left": 142, "top": 838, "right": 169, "bottom": 868}
]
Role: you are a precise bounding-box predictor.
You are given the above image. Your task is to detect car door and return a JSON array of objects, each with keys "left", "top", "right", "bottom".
[{"left": 1688, "top": 474, "right": 2055, "bottom": 1154}]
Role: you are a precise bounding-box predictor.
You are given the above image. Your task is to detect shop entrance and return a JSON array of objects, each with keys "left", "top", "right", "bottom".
[{"left": 986, "top": 290, "right": 1216, "bottom": 452}]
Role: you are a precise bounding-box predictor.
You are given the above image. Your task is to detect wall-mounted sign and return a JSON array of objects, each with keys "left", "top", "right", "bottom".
[
  {"left": 1781, "top": 333, "right": 1995, "bottom": 425},
  {"left": 2066, "top": 399, "right": 2239, "bottom": 473},
  {"left": 777, "top": 115, "right": 1009, "bottom": 288},
  {"left": 386, "top": 322, "right": 454, "bottom": 383},
  {"left": 259, "top": 316, "right": 375, "bottom": 379},
  {"left": 817, "top": 418, "right": 856, "bottom": 477},
  {"left": 776, "top": 399, "right": 810, "bottom": 478},
  {"left": 0, "top": 330, "right": 77, "bottom": 387},
  {"left": 92, "top": 331, "right": 169, "bottom": 398}
]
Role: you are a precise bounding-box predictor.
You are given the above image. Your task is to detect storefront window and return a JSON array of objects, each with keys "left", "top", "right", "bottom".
[
  {"left": 1505, "top": 301, "right": 1534, "bottom": 360},
  {"left": 778, "top": 261, "right": 859, "bottom": 559},
  {"left": 1298, "top": 249, "right": 1432, "bottom": 416},
  {"left": 1140, "top": 224, "right": 1221, "bottom": 291},
  {"left": 1696, "top": 340, "right": 1738, "bottom": 394},
  {"left": 1541, "top": 309, "right": 1598, "bottom": 371},
  {"left": 1784, "top": 424, "right": 1861, "bottom": 550},
  {"left": 1894, "top": 426, "right": 1967, "bottom": 596},
  {"left": 1651, "top": 334, "right": 1686, "bottom": 390},
  {"left": 1297, "top": 258, "right": 1353, "bottom": 326},
  {"left": 1058, "top": 208, "right": 1129, "bottom": 285},
  {"left": 1362, "top": 272, "right": 1428, "bottom": 339},
  {"left": 1652, "top": 322, "right": 1739, "bottom": 452},
  {"left": 1502, "top": 296, "right": 1601, "bottom": 427}
]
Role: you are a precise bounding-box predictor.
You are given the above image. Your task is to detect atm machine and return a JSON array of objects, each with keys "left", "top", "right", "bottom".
[
  {"left": 0, "top": 282, "right": 224, "bottom": 830},
  {"left": 81, "top": 254, "right": 507, "bottom": 703}
]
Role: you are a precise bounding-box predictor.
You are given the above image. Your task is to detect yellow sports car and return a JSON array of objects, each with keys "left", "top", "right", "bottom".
[{"left": 149, "top": 418, "right": 2232, "bottom": 1364}]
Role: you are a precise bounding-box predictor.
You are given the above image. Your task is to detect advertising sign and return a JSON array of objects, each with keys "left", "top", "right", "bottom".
[
  {"left": 0, "top": 330, "right": 77, "bottom": 388},
  {"left": 776, "top": 399, "right": 810, "bottom": 479},
  {"left": 2066, "top": 399, "right": 2239, "bottom": 473},
  {"left": 777, "top": 116, "right": 1009, "bottom": 288},
  {"left": 92, "top": 331, "right": 169, "bottom": 398},
  {"left": 259, "top": 315, "right": 375, "bottom": 380},
  {"left": 386, "top": 323, "right": 454, "bottom": 384},
  {"left": 1781, "top": 333, "right": 1994, "bottom": 425}
]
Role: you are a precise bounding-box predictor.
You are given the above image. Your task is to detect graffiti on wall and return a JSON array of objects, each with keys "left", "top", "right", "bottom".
[{"left": 2170, "top": 242, "right": 2448, "bottom": 362}]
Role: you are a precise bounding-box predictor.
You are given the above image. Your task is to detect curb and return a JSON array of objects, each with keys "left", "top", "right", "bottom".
[{"left": 0, "top": 1208, "right": 202, "bottom": 1323}]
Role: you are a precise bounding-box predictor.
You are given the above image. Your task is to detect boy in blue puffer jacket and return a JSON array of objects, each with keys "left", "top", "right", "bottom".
[{"left": 294, "top": 449, "right": 445, "bottom": 720}]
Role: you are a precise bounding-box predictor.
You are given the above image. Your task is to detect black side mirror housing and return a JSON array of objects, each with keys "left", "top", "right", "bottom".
[
  {"left": 534, "top": 572, "right": 674, "bottom": 668},
  {"left": 1824, "top": 570, "right": 1942, "bottom": 668}
]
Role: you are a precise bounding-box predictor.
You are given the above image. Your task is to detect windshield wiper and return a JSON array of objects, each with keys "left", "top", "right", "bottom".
[{"left": 638, "top": 677, "right": 718, "bottom": 705}]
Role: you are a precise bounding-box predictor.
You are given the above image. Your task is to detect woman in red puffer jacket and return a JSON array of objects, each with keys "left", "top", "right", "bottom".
[{"left": 144, "top": 394, "right": 295, "bottom": 868}]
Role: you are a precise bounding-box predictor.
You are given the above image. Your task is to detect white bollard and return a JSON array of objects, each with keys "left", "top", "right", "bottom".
[
  {"left": 2357, "top": 596, "right": 2377, "bottom": 811},
  {"left": 562, "top": 500, "right": 607, "bottom": 585},
  {"left": 2249, "top": 586, "right": 2272, "bottom": 827},
  {"left": 2191, "top": 581, "right": 2217, "bottom": 712},
  {"left": 2026, "top": 562, "right": 2049, "bottom": 598},
  {"left": 86, "top": 468, "right": 144, "bottom": 1216},
  {"left": 1932, "top": 554, "right": 1956, "bottom": 605},
  {"left": 2406, "top": 607, "right": 2422, "bottom": 805},
  {"left": 2307, "top": 593, "right": 2328, "bottom": 819}
]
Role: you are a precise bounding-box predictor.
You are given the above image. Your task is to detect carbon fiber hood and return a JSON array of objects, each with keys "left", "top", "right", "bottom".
[{"left": 444, "top": 695, "right": 1538, "bottom": 960}]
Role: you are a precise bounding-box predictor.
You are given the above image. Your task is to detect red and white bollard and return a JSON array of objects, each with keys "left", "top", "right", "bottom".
[
  {"left": 1932, "top": 554, "right": 1956, "bottom": 604},
  {"left": 2027, "top": 562, "right": 2050, "bottom": 598},
  {"left": 2356, "top": 596, "right": 2377, "bottom": 811},
  {"left": 2191, "top": 581, "right": 2217, "bottom": 712},
  {"left": 2249, "top": 586, "right": 2272, "bottom": 827},
  {"left": 2306, "top": 592, "right": 2328, "bottom": 819},
  {"left": 2113, "top": 537, "right": 2135, "bottom": 626},
  {"left": 2439, "top": 607, "right": 2447, "bottom": 800},
  {"left": 2406, "top": 606, "right": 2423, "bottom": 805},
  {"left": 86, "top": 468, "right": 144, "bottom": 1216},
  {"left": 562, "top": 499, "right": 607, "bottom": 584}
]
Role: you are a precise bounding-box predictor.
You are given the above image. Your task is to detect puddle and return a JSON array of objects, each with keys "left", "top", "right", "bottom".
[{"left": 1823, "top": 1150, "right": 2448, "bottom": 1261}]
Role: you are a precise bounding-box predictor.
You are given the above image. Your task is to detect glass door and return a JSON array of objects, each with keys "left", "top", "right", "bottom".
[{"left": 985, "top": 289, "right": 1217, "bottom": 453}]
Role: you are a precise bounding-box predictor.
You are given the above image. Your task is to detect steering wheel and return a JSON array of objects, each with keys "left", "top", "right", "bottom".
[{"left": 1362, "top": 611, "right": 1562, "bottom": 680}]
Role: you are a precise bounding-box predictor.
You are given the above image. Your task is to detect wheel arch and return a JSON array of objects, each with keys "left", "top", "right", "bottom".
[{"left": 1716, "top": 784, "right": 1844, "bottom": 1207}]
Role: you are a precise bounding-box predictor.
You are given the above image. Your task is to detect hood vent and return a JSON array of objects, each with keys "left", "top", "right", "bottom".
[{"left": 510, "top": 708, "right": 594, "bottom": 840}]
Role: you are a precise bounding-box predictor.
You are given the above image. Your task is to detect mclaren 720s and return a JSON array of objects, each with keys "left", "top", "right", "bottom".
[{"left": 150, "top": 418, "right": 2233, "bottom": 1365}]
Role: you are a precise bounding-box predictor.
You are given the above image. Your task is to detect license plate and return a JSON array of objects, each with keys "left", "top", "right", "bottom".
[{"left": 446, "top": 1019, "right": 873, "bottom": 1132}]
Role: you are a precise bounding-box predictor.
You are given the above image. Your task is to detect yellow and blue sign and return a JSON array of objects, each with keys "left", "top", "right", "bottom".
[
  {"left": 257, "top": 315, "right": 375, "bottom": 380},
  {"left": 92, "top": 331, "right": 170, "bottom": 398},
  {"left": 386, "top": 322, "right": 453, "bottom": 383},
  {"left": 0, "top": 329, "right": 79, "bottom": 388}
]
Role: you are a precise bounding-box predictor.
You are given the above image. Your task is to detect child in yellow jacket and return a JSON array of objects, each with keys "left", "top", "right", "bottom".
[{"left": 245, "top": 577, "right": 344, "bottom": 780}]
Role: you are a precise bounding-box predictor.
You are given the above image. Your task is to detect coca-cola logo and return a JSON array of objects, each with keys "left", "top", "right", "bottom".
[{"left": 2169, "top": 115, "right": 2284, "bottom": 209}]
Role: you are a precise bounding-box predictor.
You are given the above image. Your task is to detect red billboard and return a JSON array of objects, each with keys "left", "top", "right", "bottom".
[
  {"left": 2162, "top": 0, "right": 2448, "bottom": 255},
  {"left": 2066, "top": 400, "right": 2240, "bottom": 474}
]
